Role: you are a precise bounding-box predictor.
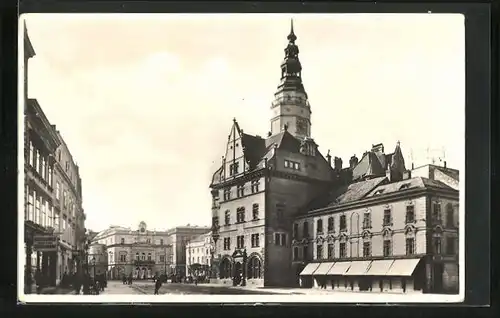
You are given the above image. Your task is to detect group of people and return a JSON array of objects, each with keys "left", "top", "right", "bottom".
[
  {"left": 32, "top": 268, "right": 107, "bottom": 295},
  {"left": 122, "top": 273, "right": 134, "bottom": 285}
]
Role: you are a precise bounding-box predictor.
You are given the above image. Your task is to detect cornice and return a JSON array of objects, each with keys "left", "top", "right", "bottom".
[
  {"left": 301, "top": 187, "right": 458, "bottom": 219},
  {"left": 210, "top": 168, "right": 267, "bottom": 189}
]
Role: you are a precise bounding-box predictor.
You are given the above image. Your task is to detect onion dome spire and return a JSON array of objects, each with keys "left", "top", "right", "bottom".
[
  {"left": 287, "top": 19, "right": 297, "bottom": 43},
  {"left": 277, "top": 18, "right": 306, "bottom": 96}
]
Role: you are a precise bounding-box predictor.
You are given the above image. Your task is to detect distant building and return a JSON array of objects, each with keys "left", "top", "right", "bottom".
[
  {"left": 185, "top": 231, "right": 213, "bottom": 277},
  {"left": 91, "top": 222, "right": 173, "bottom": 279},
  {"left": 166, "top": 226, "right": 211, "bottom": 277},
  {"left": 87, "top": 243, "right": 107, "bottom": 278}
]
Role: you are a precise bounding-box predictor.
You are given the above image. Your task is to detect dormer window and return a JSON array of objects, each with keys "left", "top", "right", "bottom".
[
  {"left": 373, "top": 189, "right": 385, "bottom": 196},
  {"left": 399, "top": 183, "right": 410, "bottom": 190}
]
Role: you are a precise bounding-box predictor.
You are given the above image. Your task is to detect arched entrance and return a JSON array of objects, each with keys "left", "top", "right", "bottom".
[
  {"left": 234, "top": 262, "right": 243, "bottom": 285},
  {"left": 246, "top": 256, "right": 262, "bottom": 279},
  {"left": 219, "top": 257, "right": 232, "bottom": 279}
]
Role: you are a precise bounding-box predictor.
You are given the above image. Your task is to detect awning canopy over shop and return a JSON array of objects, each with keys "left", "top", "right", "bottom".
[
  {"left": 366, "top": 260, "right": 395, "bottom": 276},
  {"left": 386, "top": 258, "right": 422, "bottom": 276},
  {"left": 312, "top": 262, "right": 335, "bottom": 276},
  {"left": 344, "top": 261, "right": 371, "bottom": 276},
  {"left": 300, "top": 263, "right": 321, "bottom": 276},
  {"left": 326, "top": 261, "right": 351, "bottom": 275}
]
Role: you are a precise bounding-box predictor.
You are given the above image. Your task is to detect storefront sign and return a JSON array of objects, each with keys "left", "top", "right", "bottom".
[{"left": 33, "top": 234, "right": 58, "bottom": 252}]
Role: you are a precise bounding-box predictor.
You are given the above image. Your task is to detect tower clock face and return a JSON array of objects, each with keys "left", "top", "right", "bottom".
[{"left": 296, "top": 118, "right": 307, "bottom": 135}]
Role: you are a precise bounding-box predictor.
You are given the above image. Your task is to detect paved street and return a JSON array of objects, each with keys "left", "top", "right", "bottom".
[
  {"left": 101, "top": 281, "right": 146, "bottom": 295},
  {"left": 129, "top": 281, "right": 285, "bottom": 295}
]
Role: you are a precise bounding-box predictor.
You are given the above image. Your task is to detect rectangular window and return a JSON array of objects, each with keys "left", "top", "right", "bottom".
[
  {"left": 251, "top": 234, "right": 260, "bottom": 247},
  {"left": 363, "top": 213, "right": 371, "bottom": 229},
  {"left": 284, "top": 160, "right": 301, "bottom": 170},
  {"left": 303, "top": 245, "right": 309, "bottom": 261},
  {"left": 293, "top": 247, "right": 299, "bottom": 261},
  {"left": 236, "top": 207, "right": 245, "bottom": 223},
  {"left": 147, "top": 253, "right": 152, "bottom": 261},
  {"left": 383, "top": 240, "right": 392, "bottom": 257},
  {"left": 293, "top": 223, "right": 299, "bottom": 239},
  {"left": 40, "top": 198, "right": 46, "bottom": 227},
  {"left": 120, "top": 254, "right": 127, "bottom": 262},
  {"left": 406, "top": 238, "right": 415, "bottom": 255},
  {"left": 224, "top": 210, "right": 230, "bottom": 225},
  {"left": 316, "top": 219, "right": 323, "bottom": 234},
  {"left": 41, "top": 157, "right": 46, "bottom": 180},
  {"left": 340, "top": 215, "right": 347, "bottom": 231},
  {"left": 212, "top": 216, "right": 219, "bottom": 229},
  {"left": 29, "top": 142, "right": 34, "bottom": 166},
  {"left": 327, "top": 243, "right": 334, "bottom": 259},
  {"left": 36, "top": 150, "right": 40, "bottom": 174},
  {"left": 251, "top": 180, "right": 260, "bottom": 193},
  {"left": 433, "top": 237, "right": 442, "bottom": 254},
  {"left": 237, "top": 184, "right": 244, "bottom": 197},
  {"left": 446, "top": 237, "right": 455, "bottom": 255},
  {"left": 48, "top": 166, "right": 53, "bottom": 187},
  {"left": 383, "top": 209, "right": 392, "bottom": 226},
  {"left": 316, "top": 244, "right": 323, "bottom": 260},
  {"left": 229, "top": 162, "right": 239, "bottom": 176},
  {"left": 252, "top": 204, "right": 259, "bottom": 220},
  {"left": 28, "top": 192, "right": 34, "bottom": 221},
  {"left": 223, "top": 237, "right": 231, "bottom": 250},
  {"left": 63, "top": 190, "right": 68, "bottom": 209},
  {"left": 363, "top": 241, "right": 372, "bottom": 257},
  {"left": 446, "top": 205, "right": 454, "bottom": 228},
  {"left": 274, "top": 233, "right": 286, "bottom": 246},
  {"left": 327, "top": 217, "right": 334, "bottom": 232},
  {"left": 56, "top": 182, "right": 60, "bottom": 200},
  {"left": 54, "top": 213, "right": 59, "bottom": 231},
  {"left": 223, "top": 188, "right": 231, "bottom": 201},
  {"left": 406, "top": 205, "right": 415, "bottom": 223},
  {"left": 339, "top": 242, "right": 347, "bottom": 258},
  {"left": 432, "top": 203, "right": 442, "bottom": 223},
  {"left": 303, "top": 222, "right": 309, "bottom": 238},
  {"left": 35, "top": 197, "right": 40, "bottom": 225}
]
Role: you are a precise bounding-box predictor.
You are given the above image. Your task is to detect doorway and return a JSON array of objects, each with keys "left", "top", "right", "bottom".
[
  {"left": 432, "top": 263, "right": 444, "bottom": 293},
  {"left": 234, "top": 262, "right": 242, "bottom": 285}
]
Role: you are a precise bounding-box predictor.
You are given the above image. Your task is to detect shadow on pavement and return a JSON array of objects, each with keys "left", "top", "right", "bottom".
[{"left": 136, "top": 283, "right": 281, "bottom": 295}]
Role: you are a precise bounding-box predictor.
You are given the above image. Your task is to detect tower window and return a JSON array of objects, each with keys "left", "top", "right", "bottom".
[{"left": 229, "top": 162, "right": 239, "bottom": 176}]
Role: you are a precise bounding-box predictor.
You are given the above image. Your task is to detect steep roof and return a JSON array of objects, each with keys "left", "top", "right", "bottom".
[
  {"left": 305, "top": 176, "right": 387, "bottom": 212},
  {"left": 365, "top": 176, "right": 455, "bottom": 198}
]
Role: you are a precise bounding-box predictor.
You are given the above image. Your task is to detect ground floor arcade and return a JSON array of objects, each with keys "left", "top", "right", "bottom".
[{"left": 210, "top": 250, "right": 264, "bottom": 287}]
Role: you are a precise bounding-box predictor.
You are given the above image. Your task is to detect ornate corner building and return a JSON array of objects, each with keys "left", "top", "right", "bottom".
[
  {"left": 23, "top": 22, "right": 87, "bottom": 293},
  {"left": 208, "top": 21, "right": 459, "bottom": 294}
]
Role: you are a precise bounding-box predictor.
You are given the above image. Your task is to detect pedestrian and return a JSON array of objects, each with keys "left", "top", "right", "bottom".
[
  {"left": 34, "top": 269, "right": 42, "bottom": 294},
  {"left": 154, "top": 277, "right": 162, "bottom": 295}
]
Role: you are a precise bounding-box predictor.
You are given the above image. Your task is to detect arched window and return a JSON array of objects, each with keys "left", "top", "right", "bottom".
[
  {"left": 405, "top": 227, "right": 416, "bottom": 255},
  {"left": 135, "top": 253, "right": 139, "bottom": 261},
  {"left": 446, "top": 204, "right": 454, "bottom": 228},
  {"left": 160, "top": 239, "right": 164, "bottom": 245},
  {"left": 316, "top": 219, "right": 323, "bottom": 234},
  {"left": 141, "top": 253, "right": 146, "bottom": 261},
  {"left": 303, "top": 221, "right": 309, "bottom": 238},
  {"left": 219, "top": 258, "right": 232, "bottom": 279},
  {"left": 147, "top": 253, "right": 152, "bottom": 261},
  {"left": 247, "top": 256, "right": 262, "bottom": 279},
  {"left": 327, "top": 217, "right": 334, "bottom": 232},
  {"left": 383, "top": 229, "right": 393, "bottom": 257},
  {"left": 224, "top": 210, "right": 231, "bottom": 225}
]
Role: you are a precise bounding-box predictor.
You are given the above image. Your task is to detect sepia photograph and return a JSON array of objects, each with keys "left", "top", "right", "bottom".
[{"left": 18, "top": 13, "right": 465, "bottom": 303}]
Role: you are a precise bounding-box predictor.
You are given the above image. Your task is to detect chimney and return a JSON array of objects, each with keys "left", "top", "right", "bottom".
[
  {"left": 349, "top": 155, "right": 358, "bottom": 169},
  {"left": 444, "top": 161, "right": 447, "bottom": 168},
  {"left": 326, "top": 150, "right": 332, "bottom": 166},
  {"left": 267, "top": 131, "right": 272, "bottom": 137},
  {"left": 411, "top": 162, "right": 414, "bottom": 170},
  {"left": 334, "top": 157, "right": 343, "bottom": 171}
]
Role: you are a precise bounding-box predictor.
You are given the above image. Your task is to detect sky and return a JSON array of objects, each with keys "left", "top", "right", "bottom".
[{"left": 22, "top": 13, "right": 465, "bottom": 233}]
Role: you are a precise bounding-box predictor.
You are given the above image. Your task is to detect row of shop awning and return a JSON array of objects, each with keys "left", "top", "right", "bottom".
[{"left": 299, "top": 258, "right": 421, "bottom": 277}]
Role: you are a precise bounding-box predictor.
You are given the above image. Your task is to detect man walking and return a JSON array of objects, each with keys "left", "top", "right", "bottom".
[{"left": 154, "top": 276, "right": 162, "bottom": 295}]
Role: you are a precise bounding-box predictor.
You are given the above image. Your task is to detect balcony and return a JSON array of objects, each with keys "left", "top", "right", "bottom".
[{"left": 134, "top": 260, "right": 155, "bottom": 266}]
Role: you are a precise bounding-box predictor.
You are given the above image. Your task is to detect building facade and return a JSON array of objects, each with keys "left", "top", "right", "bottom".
[
  {"left": 208, "top": 21, "right": 460, "bottom": 294},
  {"left": 167, "top": 226, "right": 211, "bottom": 277},
  {"left": 185, "top": 231, "right": 213, "bottom": 277},
  {"left": 23, "top": 23, "right": 86, "bottom": 292},
  {"left": 91, "top": 222, "right": 174, "bottom": 279},
  {"left": 210, "top": 22, "right": 337, "bottom": 288},
  {"left": 295, "top": 157, "right": 459, "bottom": 294},
  {"left": 87, "top": 243, "right": 108, "bottom": 278}
]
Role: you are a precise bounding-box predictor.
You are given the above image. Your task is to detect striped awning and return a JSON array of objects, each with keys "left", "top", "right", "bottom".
[
  {"left": 386, "top": 258, "right": 422, "bottom": 276},
  {"left": 300, "top": 263, "right": 321, "bottom": 276},
  {"left": 366, "top": 260, "right": 395, "bottom": 276},
  {"left": 344, "top": 260, "right": 371, "bottom": 276},
  {"left": 312, "top": 262, "right": 335, "bottom": 275},
  {"left": 326, "top": 261, "right": 351, "bottom": 275}
]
